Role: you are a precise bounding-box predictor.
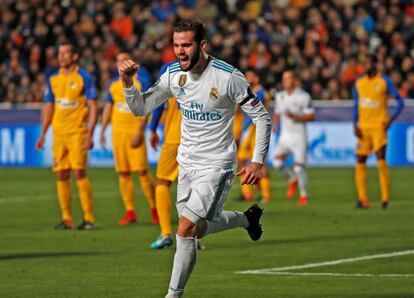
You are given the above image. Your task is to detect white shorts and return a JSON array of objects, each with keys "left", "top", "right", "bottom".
[
  {"left": 176, "top": 166, "right": 234, "bottom": 226},
  {"left": 273, "top": 135, "right": 307, "bottom": 165}
]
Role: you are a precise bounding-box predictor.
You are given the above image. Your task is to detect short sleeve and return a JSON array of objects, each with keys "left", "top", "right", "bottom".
[
  {"left": 302, "top": 92, "right": 314, "bottom": 115},
  {"left": 44, "top": 78, "right": 55, "bottom": 102},
  {"left": 78, "top": 69, "right": 98, "bottom": 100}
]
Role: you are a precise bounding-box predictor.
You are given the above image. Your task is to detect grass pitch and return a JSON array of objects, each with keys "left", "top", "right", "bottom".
[{"left": 1, "top": 167, "right": 414, "bottom": 298}]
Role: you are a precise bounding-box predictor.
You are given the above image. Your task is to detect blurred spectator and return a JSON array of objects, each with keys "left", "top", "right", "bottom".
[{"left": 1, "top": 0, "right": 414, "bottom": 105}]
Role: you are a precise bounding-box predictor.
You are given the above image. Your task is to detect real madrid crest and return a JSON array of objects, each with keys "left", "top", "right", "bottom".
[
  {"left": 209, "top": 87, "right": 219, "bottom": 100},
  {"left": 179, "top": 74, "right": 187, "bottom": 87}
]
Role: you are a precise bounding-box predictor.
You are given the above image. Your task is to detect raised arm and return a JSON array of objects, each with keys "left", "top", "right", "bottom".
[{"left": 119, "top": 59, "right": 172, "bottom": 116}]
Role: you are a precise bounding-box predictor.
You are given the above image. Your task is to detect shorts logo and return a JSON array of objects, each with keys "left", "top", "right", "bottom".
[
  {"left": 209, "top": 87, "right": 219, "bottom": 100},
  {"left": 178, "top": 74, "right": 187, "bottom": 87},
  {"left": 69, "top": 82, "right": 77, "bottom": 89}
]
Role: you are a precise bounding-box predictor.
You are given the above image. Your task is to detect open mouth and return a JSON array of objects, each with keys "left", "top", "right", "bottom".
[{"left": 179, "top": 57, "right": 190, "bottom": 68}]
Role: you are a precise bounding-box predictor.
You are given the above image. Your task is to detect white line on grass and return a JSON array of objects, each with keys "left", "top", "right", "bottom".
[
  {"left": 246, "top": 271, "right": 414, "bottom": 277},
  {"left": 0, "top": 191, "right": 119, "bottom": 204},
  {"left": 236, "top": 250, "right": 414, "bottom": 275}
]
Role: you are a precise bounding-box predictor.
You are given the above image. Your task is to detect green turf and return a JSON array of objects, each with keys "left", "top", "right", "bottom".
[{"left": 1, "top": 167, "right": 414, "bottom": 298}]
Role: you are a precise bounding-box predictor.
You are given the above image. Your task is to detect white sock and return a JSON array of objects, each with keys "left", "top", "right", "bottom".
[
  {"left": 204, "top": 211, "right": 248, "bottom": 236},
  {"left": 294, "top": 165, "right": 308, "bottom": 196},
  {"left": 166, "top": 235, "right": 197, "bottom": 297}
]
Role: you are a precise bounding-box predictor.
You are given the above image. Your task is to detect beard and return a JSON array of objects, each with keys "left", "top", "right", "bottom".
[{"left": 179, "top": 46, "right": 201, "bottom": 71}]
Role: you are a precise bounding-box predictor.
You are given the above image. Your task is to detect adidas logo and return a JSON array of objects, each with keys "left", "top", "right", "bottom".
[{"left": 178, "top": 88, "right": 186, "bottom": 96}]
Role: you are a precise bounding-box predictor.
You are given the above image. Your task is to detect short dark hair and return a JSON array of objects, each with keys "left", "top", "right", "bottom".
[
  {"left": 173, "top": 20, "right": 206, "bottom": 44},
  {"left": 59, "top": 41, "right": 79, "bottom": 55}
]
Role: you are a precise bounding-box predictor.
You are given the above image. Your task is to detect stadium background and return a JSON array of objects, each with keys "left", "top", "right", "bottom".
[{"left": 0, "top": 0, "right": 413, "bottom": 168}]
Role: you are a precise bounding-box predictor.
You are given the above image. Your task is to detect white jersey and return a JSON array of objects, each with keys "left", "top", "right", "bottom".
[
  {"left": 124, "top": 57, "right": 271, "bottom": 170},
  {"left": 274, "top": 88, "right": 314, "bottom": 140}
]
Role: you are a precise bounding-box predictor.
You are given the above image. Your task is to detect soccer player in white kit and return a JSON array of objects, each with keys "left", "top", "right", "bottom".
[
  {"left": 272, "top": 71, "right": 314, "bottom": 205},
  {"left": 118, "top": 21, "right": 271, "bottom": 297}
]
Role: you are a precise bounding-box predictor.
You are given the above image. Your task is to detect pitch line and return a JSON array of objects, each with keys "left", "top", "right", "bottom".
[
  {"left": 236, "top": 250, "right": 414, "bottom": 274},
  {"left": 245, "top": 272, "right": 414, "bottom": 277}
]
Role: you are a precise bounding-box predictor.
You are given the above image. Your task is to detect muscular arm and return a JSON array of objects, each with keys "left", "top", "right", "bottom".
[
  {"left": 35, "top": 102, "right": 54, "bottom": 150},
  {"left": 85, "top": 100, "right": 98, "bottom": 149},
  {"left": 99, "top": 103, "right": 112, "bottom": 148},
  {"left": 272, "top": 112, "right": 279, "bottom": 133}
]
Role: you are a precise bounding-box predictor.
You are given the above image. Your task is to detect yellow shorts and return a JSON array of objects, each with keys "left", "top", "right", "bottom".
[
  {"left": 238, "top": 127, "right": 256, "bottom": 161},
  {"left": 53, "top": 132, "right": 88, "bottom": 172},
  {"left": 356, "top": 128, "right": 387, "bottom": 156},
  {"left": 157, "top": 143, "right": 179, "bottom": 182},
  {"left": 112, "top": 131, "right": 148, "bottom": 173}
]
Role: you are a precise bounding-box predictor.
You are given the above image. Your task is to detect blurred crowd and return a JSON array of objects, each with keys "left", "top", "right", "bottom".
[{"left": 1, "top": 0, "right": 414, "bottom": 105}]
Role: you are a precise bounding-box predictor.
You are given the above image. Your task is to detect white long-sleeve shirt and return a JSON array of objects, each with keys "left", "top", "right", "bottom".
[{"left": 124, "top": 57, "right": 271, "bottom": 170}]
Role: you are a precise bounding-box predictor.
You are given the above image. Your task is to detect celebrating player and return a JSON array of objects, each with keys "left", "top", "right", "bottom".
[
  {"left": 35, "top": 42, "right": 98, "bottom": 230},
  {"left": 100, "top": 51, "right": 158, "bottom": 225},
  {"left": 119, "top": 21, "right": 271, "bottom": 297},
  {"left": 236, "top": 68, "right": 272, "bottom": 203},
  {"left": 272, "top": 70, "right": 314, "bottom": 205},
  {"left": 352, "top": 55, "right": 404, "bottom": 209}
]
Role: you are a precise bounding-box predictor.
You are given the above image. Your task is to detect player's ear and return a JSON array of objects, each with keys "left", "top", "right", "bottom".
[{"left": 200, "top": 40, "right": 207, "bottom": 51}]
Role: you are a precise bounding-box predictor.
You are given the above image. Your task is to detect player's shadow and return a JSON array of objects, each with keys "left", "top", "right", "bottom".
[{"left": 0, "top": 251, "right": 113, "bottom": 261}]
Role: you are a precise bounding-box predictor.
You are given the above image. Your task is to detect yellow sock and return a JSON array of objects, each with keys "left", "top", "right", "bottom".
[
  {"left": 355, "top": 163, "right": 368, "bottom": 201},
  {"left": 57, "top": 180, "right": 72, "bottom": 221},
  {"left": 156, "top": 184, "right": 172, "bottom": 237},
  {"left": 76, "top": 177, "right": 94, "bottom": 223},
  {"left": 241, "top": 184, "right": 253, "bottom": 200},
  {"left": 377, "top": 159, "right": 390, "bottom": 203},
  {"left": 260, "top": 177, "right": 271, "bottom": 200},
  {"left": 139, "top": 173, "right": 156, "bottom": 209},
  {"left": 119, "top": 175, "right": 135, "bottom": 211}
]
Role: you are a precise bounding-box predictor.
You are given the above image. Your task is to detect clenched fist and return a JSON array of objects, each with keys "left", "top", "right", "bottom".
[{"left": 118, "top": 59, "right": 139, "bottom": 88}]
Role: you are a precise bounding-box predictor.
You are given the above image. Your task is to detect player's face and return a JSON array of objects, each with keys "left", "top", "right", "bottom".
[
  {"left": 173, "top": 31, "right": 201, "bottom": 71},
  {"left": 282, "top": 72, "right": 295, "bottom": 90},
  {"left": 116, "top": 53, "right": 130, "bottom": 68},
  {"left": 58, "top": 45, "right": 77, "bottom": 68}
]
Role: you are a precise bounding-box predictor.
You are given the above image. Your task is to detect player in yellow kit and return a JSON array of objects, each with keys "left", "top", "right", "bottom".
[
  {"left": 149, "top": 62, "right": 181, "bottom": 249},
  {"left": 353, "top": 55, "right": 404, "bottom": 209},
  {"left": 100, "top": 51, "right": 158, "bottom": 225},
  {"left": 236, "top": 68, "right": 272, "bottom": 203},
  {"left": 35, "top": 42, "right": 98, "bottom": 230}
]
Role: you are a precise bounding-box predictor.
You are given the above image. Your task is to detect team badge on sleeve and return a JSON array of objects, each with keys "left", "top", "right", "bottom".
[
  {"left": 209, "top": 87, "right": 219, "bottom": 100},
  {"left": 179, "top": 74, "right": 187, "bottom": 87}
]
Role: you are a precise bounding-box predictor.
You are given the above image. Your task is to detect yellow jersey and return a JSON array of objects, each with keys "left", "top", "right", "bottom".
[
  {"left": 106, "top": 77, "right": 144, "bottom": 133},
  {"left": 353, "top": 74, "right": 404, "bottom": 129},
  {"left": 163, "top": 98, "right": 181, "bottom": 144},
  {"left": 45, "top": 66, "right": 97, "bottom": 134}
]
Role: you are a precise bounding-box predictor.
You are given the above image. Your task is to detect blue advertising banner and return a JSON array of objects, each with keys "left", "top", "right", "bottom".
[{"left": 1, "top": 122, "right": 413, "bottom": 168}]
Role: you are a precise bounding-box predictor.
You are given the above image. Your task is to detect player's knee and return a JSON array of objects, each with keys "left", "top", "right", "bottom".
[
  {"left": 356, "top": 155, "right": 367, "bottom": 163},
  {"left": 136, "top": 170, "right": 147, "bottom": 176},
  {"left": 73, "top": 169, "right": 86, "bottom": 180},
  {"left": 119, "top": 172, "right": 131, "bottom": 177},
  {"left": 272, "top": 158, "right": 283, "bottom": 170},
  {"left": 177, "top": 216, "right": 199, "bottom": 237},
  {"left": 293, "top": 164, "right": 304, "bottom": 174},
  {"left": 157, "top": 178, "right": 172, "bottom": 187},
  {"left": 57, "top": 170, "right": 70, "bottom": 181}
]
